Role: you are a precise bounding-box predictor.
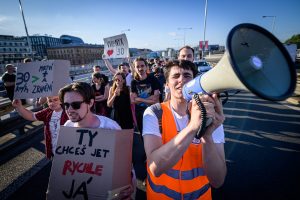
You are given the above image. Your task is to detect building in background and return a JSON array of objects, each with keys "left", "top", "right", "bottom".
[
  {"left": 60, "top": 35, "right": 84, "bottom": 44},
  {"left": 0, "top": 35, "right": 31, "bottom": 74},
  {"left": 157, "top": 48, "right": 176, "bottom": 60},
  {"left": 129, "top": 48, "right": 153, "bottom": 58},
  {"left": 47, "top": 43, "right": 104, "bottom": 67},
  {"left": 20, "top": 34, "right": 85, "bottom": 60},
  {"left": 166, "top": 48, "right": 176, "bottom": 59},
  {"left": 21, "top": 35, "right": 62, "bottom": 60},
  {"left": 147, "top": 51, "right": 160, "bottom": 59}
]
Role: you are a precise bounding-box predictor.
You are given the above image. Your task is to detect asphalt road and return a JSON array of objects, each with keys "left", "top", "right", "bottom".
[
  {"left": 1, "top": 92, "right": 300, "bottom": 200},
  {"left": 213, "top": 92, "right": 300, "bottom": 200}
]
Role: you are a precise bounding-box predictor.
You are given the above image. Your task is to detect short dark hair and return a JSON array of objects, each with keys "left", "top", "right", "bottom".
[
  {"left": 179, "top": 45, "right": 194, "bottom": 55},
  {"left": 133, "top": 57, "right": 147, "bottom": 65},
  {"left": 92, "top": 72, "right": 108, "bottom": 85},
  {"left": 92, "top": 72, "right": 102, "bottom": 79},
  {"left": 93, "top": 65, "right": 101, "bottom": 70},
  {"left": 59, "top": 82, "right": 95, "bottom": 103},
  {"left": 23, "top": 58, "right": 32, "bottom": 63},
  {"left": 5, "top": 64, "right": 14, "bottom": 69},
  {"left": 163, "top": 60, "right": 198, "bottom": 81},
  {"left": 118, "top": 62, "right": 129, "bottom": 70}
]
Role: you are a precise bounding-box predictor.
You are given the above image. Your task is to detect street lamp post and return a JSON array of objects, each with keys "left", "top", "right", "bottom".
[
  {"left": 18, "top": 0, "right": 34, "bottom": 60},
  {"left": 178, "top": 27, "right": 192, "bottom": 46},
  {"left": 121, "top": 29, "right": 130, "bottom": 33},
  {"left": 262, "top": 15, "right": 276, "bottom": 33},
  {"left": 202, "top": 0, "right": 208, "bottom": 59}
]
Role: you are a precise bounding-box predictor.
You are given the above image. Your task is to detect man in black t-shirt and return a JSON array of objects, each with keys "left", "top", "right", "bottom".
[
  {"left": 1, "top": 64, "right": 16, "bottom": 101},
  {"left": 130, "top": 57, "right": 160, "bottom": 185},
  {"left": 130, "top": 57, "right": 160, "bottom": 134}
]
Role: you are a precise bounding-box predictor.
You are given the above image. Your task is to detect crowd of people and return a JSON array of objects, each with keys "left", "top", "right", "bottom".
[{"left": 5, "top": 45, "right": 227, "bottom": 199}]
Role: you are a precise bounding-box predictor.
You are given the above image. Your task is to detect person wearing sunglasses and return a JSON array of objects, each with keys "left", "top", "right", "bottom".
[
  {"left": 58, "top": 81, "right": 135, "bottom": 198},
  {"left": 12, "top": 96, "right": 69, "bottom": 159},
  {"left": 107, "top": 72, "right": 134, "bottom": 129},
  {"left": 59, "top": 82, "right": 120, "bottom": 129}
]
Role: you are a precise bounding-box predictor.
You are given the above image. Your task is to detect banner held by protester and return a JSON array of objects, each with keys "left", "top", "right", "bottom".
[
  {"left": 47, "top": 126, "right": 133, "bottom": 200},
  {"left": 14, "top": 60, "right": 70, "bottom": 99},
  {"left": 103, "top": 34, "right": 129, "bottom": 59}
]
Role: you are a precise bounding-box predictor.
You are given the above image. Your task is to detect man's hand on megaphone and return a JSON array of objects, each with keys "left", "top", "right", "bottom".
[
  {"left": 201, "top": 93, "right": 225, "bottom": 141},
  {"left": 188, "top": 94, "right": 214, "bottom": 134}
]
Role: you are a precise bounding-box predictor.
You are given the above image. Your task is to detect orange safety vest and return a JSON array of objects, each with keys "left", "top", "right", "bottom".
[{"left": 147, "top": 102, "right": 211, "bottom": 200}]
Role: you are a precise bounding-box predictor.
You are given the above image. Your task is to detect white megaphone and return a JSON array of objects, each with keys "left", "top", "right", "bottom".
[{"left": 183, "top": 23, "right": 297, "bottom": 102}]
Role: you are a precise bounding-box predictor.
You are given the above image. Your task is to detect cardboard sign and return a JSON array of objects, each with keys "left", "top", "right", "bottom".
[
  {"left": 103, "top": 34, "right": 129, "bottom": 59},
  {"left": 14, "top": 60, "right": 70, "bottom": 99},
  {"left": 47, "top": 127, "right": 133, "bottom": 200}
]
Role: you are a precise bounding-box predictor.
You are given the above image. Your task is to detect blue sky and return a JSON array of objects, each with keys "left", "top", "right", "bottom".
[{"left": 0, "top": 0, "right": 299, "bottom": 51}]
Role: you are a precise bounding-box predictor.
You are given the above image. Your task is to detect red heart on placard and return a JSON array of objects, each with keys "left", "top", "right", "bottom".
[{"left": 107, "top": 49, "right": 114, "bottom": 56}]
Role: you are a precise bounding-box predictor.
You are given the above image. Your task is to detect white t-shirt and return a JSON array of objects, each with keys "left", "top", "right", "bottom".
[
  {"left": 142, "top": 106, "right": 225, "bottom": 143},
  {"left": 126, "top": 73, "right": 133, "bottom": 87},
  {"left": 64, "top": 115, "right": 121, "bottom": 130},
  {"left": 49, "top": 110, "right": 63, "bottom": 154}
]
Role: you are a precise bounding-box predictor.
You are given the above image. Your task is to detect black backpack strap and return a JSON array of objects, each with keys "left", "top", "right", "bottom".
[{"left": 149, "top": 103, "right": 163, "bottom": 134}]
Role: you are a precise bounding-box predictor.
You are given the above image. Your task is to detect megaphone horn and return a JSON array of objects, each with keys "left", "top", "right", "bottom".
[{"left": 183, "top": 23, "right": 297, "bottom": 101}]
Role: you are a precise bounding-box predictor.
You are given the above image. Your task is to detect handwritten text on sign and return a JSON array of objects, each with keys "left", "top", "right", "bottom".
[
  {"left": 13, "top": 60, "right": 70, "bottom": 99},
  {"left": 47, "top": 127, "right": 133, "bottom": 200},
  {"left": 15, "top": 64, "right": 53, "bottom": 94},
  {"left": 103, "top": 33, "right": 129, "bottom": 59},
  {"left": 54, "top": 128, "right": 111, "bottom": 199}
]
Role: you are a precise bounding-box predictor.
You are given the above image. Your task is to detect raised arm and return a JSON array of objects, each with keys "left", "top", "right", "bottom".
[
  {"left": 12, "top": 99, "right": 36, "bottom": 121},
  {"left": 103, "top": 59, "right": 117, "bottom": 75}
]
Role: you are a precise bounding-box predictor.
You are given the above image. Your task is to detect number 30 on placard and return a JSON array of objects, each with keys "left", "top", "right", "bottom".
[
  {"left": 16, "top": 72, "right": 30, "bottom": 85},
  {"left": 116, "top": 48, "right": 124, "bottom": 55}
]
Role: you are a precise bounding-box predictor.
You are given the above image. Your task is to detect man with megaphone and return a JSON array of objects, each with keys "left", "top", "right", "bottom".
[
  {"left": 142, "top": 60, "right": 226, "bottom": 200},
  {"left": 141, "top": 23, "right": 297, "bottom": 199}
]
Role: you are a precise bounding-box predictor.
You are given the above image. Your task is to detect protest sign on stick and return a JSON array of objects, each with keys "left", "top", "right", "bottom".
[
  {"left": 103, "top": 34, "right": 129, "bottom": 59},
  {"left": 47, "top": 126, "right": 133, "bottom": 200},
  {"left": 14, "top": 60, "right": 70, "bottom": 99}
]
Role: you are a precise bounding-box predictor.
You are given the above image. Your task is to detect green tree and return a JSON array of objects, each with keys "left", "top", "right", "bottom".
[{"left": 284, "top": 34, "right": 300, "bottom": 48}]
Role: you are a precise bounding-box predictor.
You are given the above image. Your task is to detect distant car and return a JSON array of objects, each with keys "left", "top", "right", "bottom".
[{"left": 194, "top": 60, "right": 212, "bottom": 73}]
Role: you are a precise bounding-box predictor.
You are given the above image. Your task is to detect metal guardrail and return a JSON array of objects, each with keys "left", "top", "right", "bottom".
[
  {"left": 0, "top": 98, "right": 11, "bottom": 110},
  {"left": 0, "top": 107, "right": 44, "bottom": 154},
  {"left": 0, "top": 90, "right": 7, "bottom": 97}
]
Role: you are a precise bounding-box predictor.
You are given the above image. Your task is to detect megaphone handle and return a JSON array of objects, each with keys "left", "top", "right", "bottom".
[{"left": 193, "top": 94, "right": 208, "bottom": 139}]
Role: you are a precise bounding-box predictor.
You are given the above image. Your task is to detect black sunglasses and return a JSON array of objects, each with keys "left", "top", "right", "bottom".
[{"left": 61, "top": 101, "right": 85, "bottom": 110}]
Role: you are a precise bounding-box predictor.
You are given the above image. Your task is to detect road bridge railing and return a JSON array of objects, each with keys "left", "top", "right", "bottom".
[{"left": 0, "top": 106, "right": 44, "bottom": 155}]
